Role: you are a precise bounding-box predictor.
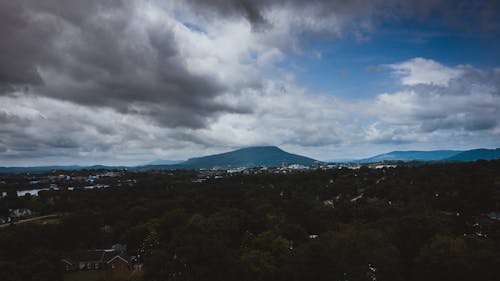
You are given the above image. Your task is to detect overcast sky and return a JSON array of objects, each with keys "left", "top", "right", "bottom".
[{"left": 1, "top": 0, "right": 499, "bottom": 166}]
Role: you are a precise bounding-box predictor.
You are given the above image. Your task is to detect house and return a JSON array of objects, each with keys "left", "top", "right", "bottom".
[
  {"left": 107, "top": 255, "right": 130, "bottom": 270},
  {"left": 0, "top": 216, "right": 11, "bottom": 224},
  {"left": 9, "top": 208, "right": 32, "bottom": 219},
  {"left": 61, "top": 248, "right": 130, "bottom": 272}
]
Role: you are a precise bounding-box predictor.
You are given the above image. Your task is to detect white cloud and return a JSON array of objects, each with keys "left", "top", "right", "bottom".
[
  {"left": 368, "top": 58, "right": 500, "bottom": 147},
  {"left": 388, "top": 57, "right": 464, "bottom": 86},
  {"left": 1, "top": 56, "right": 499, "bottom": 165}
]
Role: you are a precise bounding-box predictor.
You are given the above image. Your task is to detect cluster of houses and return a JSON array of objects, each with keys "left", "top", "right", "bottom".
[
  {"left": 0, "top": 171, "right": 132, "bottom": 198},
  {"left": 0, "top": 208, "right": 33, "bottom": 224},
  {"left": 192, "top": 162, "right": 401, "bottom": 182},
  {"left": 61, "top": 244, "right": 140, "bottom": 272}
]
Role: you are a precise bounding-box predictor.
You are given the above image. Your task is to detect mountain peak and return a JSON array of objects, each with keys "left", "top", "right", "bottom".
[
  {"left": 182, "top": 146, "right": 316, "bottom": 168},
  {"left": 236, "top": 146, "right": 283, "bottom": 152}
]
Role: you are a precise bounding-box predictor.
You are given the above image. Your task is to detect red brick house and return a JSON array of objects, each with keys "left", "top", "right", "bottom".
[
  {"left": 107, "top": 255, "right": 130, "bottom": 270},
  {"left": 61, "top": 249, "right": 130, "bottom": 271}
]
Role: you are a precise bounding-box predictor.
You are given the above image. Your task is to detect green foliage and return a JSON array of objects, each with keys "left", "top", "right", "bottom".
[
  {"left": 415, "top": 234, "right": 500, "bottom": 281},
  {"left": 285, "top": 227, "right": 402, "bottom": 281},
  {"left": 0, "top": 160, "right": 500, "bottom": 280}
]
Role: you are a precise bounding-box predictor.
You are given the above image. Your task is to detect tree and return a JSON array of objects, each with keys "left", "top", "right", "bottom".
[
  {"left": 415, "top": 234, "right": 500, "bottom": 281},
  {"left": 285, "top": 227, "right": 402, "bottom": 281}
]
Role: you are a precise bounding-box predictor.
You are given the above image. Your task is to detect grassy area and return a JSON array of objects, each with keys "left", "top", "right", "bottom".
[{"left": 64, "top": 270, "right": 106, "bottom": 281}]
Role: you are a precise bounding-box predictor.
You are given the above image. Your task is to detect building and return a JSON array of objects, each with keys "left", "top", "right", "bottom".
[
  {"left": 10, "top": 208, "right": 32, "bottom": 219},
  {"left": 0, "top": 216, "right": 11, "bottom": 224},
  {"left": 61, "top": 247, "right": 130, "bottom": 272}
]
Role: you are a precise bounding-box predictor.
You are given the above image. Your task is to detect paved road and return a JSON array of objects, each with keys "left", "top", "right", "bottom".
[{"left": 0, "top": 214, "right": 60, "bottom": 228}]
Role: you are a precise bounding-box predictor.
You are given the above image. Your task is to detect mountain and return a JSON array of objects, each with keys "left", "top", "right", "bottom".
[
  {"left": 4, "top": 147, "right": 498, "bottom": 173},
  {"left": 445, "top": 148, "right": 500, "bottom": 161},
  {"left": 146, "top": 159, "right": 183, "bottom": 166},
  {"left": 0, "top": 146, "right": 316, "bottom": 172},
  {"left": 177, "top": 146, "right": 317, "bottom": 168},
  {"left": 360, "top": 150, "right": 462, "bottom": 163}
]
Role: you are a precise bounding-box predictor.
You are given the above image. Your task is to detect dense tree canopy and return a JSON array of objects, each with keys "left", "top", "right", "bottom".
[{"left": 0, "top": 160, "right": 500, "bottom": 281}]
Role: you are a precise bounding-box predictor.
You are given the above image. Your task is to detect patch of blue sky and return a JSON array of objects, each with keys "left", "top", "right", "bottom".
[
  {"left": 280, "top": 17, "right": 500, "bottom": 100},
  {"left": 182, "top": 21, "right": 206, "bottom": 33}
]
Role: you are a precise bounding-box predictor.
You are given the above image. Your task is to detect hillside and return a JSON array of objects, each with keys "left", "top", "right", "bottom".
[
  {"left": 146, "top": 159, "right": 182, "bottom": 165},
  {"left": 178, "top": 146, "right": 317, "bottom": 168},
  {"left": 4, "top": 147, "right": 498, "bottom": 173},
  {"left": 359, "top": 150, "right": 462, "bottom": 163},
  {"left": 445, "top": 148, "right": 500, "bottom": 161}
]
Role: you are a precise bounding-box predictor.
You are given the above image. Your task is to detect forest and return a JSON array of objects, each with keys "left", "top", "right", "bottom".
[{"left": 1, "top": 160, "right": 500, "bottom": 281}]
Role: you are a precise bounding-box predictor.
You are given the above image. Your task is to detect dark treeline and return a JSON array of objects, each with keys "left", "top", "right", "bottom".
[{"left": 1, "top": 160, "right": 500, "bottom": 281}]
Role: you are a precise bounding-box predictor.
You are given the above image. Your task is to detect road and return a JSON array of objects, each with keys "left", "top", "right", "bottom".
[{"left": 0, "top": 214, "right": 60, "bottom": 228}]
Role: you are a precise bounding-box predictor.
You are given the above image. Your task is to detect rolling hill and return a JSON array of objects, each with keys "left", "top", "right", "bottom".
[
  {"left": 146, "top": 159, "right": 183, "bottom": 165},
  {"left": 359, "top": 150, "right": 462, "bottom": 163},
  {"left": 445, "top": 148, "right": 500, "bottom": 161},
  {"left": 2, "top": 147, "right": 499, "bottom": 173},
  {"left": 177, "top": 146, "right": 317, "bottom": 168}
]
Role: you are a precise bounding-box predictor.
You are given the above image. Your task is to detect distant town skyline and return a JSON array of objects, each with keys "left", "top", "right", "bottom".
[{"left": 1, "top": 0, "right": 499, "bottom": 166}]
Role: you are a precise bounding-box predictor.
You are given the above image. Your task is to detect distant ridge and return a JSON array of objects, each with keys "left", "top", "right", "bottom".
[
  {"left": 2, "top": 147, "right": 499, "bottom": 173},
  {"left": 1, "top": 146, "right": 317, "bottom": 172},
  {"left": 0, "top": 165, "right": 127, "bottom": 174},
  {"left": 359, "top": 150, "right": 462, "bottom": 163},
  {"left": 146, "top": 159, "right": 182, "bottom": 166},
  {"left": 358, "top": 148, "right": 500, "bottom": 163},
  {"left": 177, "top": 146, "right": 317, "bottom": 168},
  {"left": 445, "top": 148, "right": 500, "bottom": 162}
]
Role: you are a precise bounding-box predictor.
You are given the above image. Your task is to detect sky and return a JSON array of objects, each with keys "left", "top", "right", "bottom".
[{"left": 0, "top": 0, "right": 499, "bottom": 166}]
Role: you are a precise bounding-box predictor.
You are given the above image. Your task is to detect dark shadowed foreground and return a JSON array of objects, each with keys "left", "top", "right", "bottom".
[{"left": 1, "top": 160, "right": 500, "bottom": 281}]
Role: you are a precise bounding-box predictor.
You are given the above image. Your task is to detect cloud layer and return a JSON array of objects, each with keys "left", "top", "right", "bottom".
[{"left": 0, "top": 0, "right": 499, "bottom": 165}]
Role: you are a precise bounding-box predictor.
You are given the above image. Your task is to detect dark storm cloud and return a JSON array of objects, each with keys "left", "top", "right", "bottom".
[
  {"left": 187, "top": 0, "right": 374, "bottom": 32},
  {"left": 1, "top": 0, "right": 497, "bottom": 130},
  {"left": 0, "top": 0, "right": 252, "bottom": 129},
  {"left": 0, "top": 0, "right": 131, "bottom": 87},
  {"left": 188, "top": 0, "right": 372, "bottom": 18},
  {"left": 188, "top": 0, "right": 268, "bottom": 28},
  {"left": 0, "top": 1, "right": 49, "bottom": 86},
  {"left": 187, "top": 0, "right": 500, "bottom": 32}
]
